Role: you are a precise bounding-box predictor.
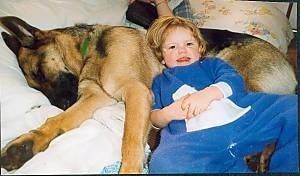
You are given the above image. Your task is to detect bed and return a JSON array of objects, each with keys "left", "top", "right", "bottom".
[{"left": 0, "top": 0, "right": 296, "bottom": 174}]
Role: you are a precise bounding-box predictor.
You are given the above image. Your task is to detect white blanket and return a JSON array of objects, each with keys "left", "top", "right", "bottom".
[{"left": 1, "top": 103, "right": 130, "bottom": 175}]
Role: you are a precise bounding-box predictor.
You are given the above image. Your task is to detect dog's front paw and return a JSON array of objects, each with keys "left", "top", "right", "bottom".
[
  {"left": 1, "top": 130, "right": 53, "bottom": 171},
  {"left": 1, "top": 139, "right": 34, "bottom": 171}
]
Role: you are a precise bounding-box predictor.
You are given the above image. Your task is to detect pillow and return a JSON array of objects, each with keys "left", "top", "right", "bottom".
[
  {"left": 0, "top": 0, "right": 128, "bottom": 29},
  {"left": 189, "top": 0, "right": 294, "bottom": 54}
]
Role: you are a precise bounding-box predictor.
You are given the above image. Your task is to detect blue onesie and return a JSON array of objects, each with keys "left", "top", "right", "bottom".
[{"left": 149, "top": 58, "right": 298, "bottom": 173}]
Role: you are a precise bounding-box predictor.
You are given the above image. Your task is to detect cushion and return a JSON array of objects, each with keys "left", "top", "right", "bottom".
[{"left": 189, "top": 0, "right": 294, "bottom": 54}]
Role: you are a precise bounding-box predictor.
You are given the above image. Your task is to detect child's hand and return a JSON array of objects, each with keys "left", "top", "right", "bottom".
[
  {"left": 181, "top": 86, "right": 223, "bottom": 119},
  {"left": 181, "top": 91, "right": 210, "bottom": 119},
  {"left": 165, "top": 95, "right": 189, "bottom": 120},
  {"left": 150, "top": 95, "right": 190, "bottom": 128}
]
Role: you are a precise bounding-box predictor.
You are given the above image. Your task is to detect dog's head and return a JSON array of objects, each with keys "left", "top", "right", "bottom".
[{"left": 0, "top": 16, "right": 88, "bottom": 110}]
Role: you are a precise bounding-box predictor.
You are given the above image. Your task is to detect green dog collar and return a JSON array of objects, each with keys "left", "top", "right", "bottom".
[{"left": 80, "top": 37, "right": 91, "bottom": 60}]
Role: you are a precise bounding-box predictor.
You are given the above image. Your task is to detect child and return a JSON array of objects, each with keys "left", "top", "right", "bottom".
[{"left": 146, "top": 16, "right": 298, "bottom": 173}]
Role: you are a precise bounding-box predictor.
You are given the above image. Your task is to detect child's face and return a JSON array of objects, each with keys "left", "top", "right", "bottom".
[{"left": 161, "top": 27, "right": 200, "bottom": 68}]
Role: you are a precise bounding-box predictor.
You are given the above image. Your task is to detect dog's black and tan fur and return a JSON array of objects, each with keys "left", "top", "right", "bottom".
[
  {"left": 0, "top": 16, "right": 164, "bottom": 173},
  {"left": 0, "top": 16, "right": 297, "bottom": 173}
]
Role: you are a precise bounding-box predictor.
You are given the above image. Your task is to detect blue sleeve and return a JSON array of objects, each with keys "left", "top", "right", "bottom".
[
  {"left": 203, "top": 58, "right": 247, "bottom": 101},
  {"left": 151, "top": 76, "right": 163, "bottom": 110}
]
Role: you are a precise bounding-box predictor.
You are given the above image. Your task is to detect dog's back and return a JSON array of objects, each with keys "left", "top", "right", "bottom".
[
  {"left": 201, "top": 28, "right": 297, "bottom": 94},
  {"left": 215, "top": 37, "right": 297, "bottom": 94}
]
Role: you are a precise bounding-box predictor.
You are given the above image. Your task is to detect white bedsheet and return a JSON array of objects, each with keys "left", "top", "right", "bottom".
[{"left": 1, "top": 103, "right": 127, "bottom": 175}]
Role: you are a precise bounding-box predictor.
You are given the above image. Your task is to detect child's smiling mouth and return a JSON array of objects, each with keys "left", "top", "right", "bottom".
[{"left": 176, "top": 57, "right": 190, "bottom": 62}]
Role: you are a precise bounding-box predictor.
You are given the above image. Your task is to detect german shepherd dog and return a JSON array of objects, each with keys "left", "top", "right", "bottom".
[{"left": 0, "top": 16, "right": 297, "bottom": 173}]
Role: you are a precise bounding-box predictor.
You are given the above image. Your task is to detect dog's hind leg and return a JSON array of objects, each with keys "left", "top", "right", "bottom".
[
  {"left": 0, "top": 80, "right": 117, "bottom": 171},
  {"left": 118, "top": 80, "right": 153, "bottom": 173},
  {"left": 244, "top": 142, "right": 276, "bottom": 173}
]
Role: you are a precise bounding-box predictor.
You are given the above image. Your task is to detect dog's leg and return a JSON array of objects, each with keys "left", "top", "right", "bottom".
[
  {"left": 1, "top": 80, "right": 116, "bottom": 171},
  {"left": 119, "top": 80, "right": 152, "bottom": 173},
  {"left": 244, "top": 142, "right": 276, "bottom": 173}
]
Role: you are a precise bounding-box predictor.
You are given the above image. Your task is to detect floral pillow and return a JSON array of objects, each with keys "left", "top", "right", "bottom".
[{"left": 189, "top": 0, "right": 294, "bottom": 54}]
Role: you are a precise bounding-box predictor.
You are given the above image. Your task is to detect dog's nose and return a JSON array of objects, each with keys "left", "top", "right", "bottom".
[{"left": 47, "top": 72, "right": 79, "bottom": 110}]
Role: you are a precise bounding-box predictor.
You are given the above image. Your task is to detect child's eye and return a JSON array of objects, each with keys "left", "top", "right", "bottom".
[
  {"left": 186, "top": 42, "right": 195, "bottom": 46},
  {"left": 168, "top": 45, "right": 176, "bottom": 50}
]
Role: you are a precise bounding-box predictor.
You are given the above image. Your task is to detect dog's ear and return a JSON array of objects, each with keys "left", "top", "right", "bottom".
[
  {"left": 0, "top": 16, "right": 41, "bottom": 47},
  {"left": 1, "top": 32, "right": 21, "bottom": 57}
]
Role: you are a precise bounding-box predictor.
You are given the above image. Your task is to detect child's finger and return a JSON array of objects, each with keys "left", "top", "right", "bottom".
[
  {"left": 187, "top": 104, "right": 196, "bottom": 119},
  {"left": 181, "top": 94, "right": 191, "bottom": 109},
  {"left": 193, "top": 106, "right": 201, "bottom": 116}
]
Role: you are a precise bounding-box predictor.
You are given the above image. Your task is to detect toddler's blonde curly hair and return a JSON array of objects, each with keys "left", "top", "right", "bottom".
[{"left": 146, "top": 16, "right": 206, "bottom": 62}]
